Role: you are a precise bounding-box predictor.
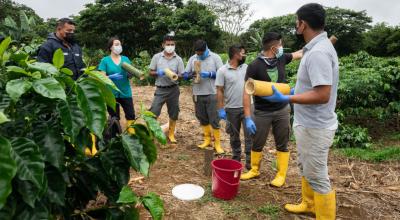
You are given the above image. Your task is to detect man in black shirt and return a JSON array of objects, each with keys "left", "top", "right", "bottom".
[
  {"left": 240, "top": 32, "right": 302, "bottom": 187},
  {"left": 37, "top": 18, "right": 85, "bottom": 80}
]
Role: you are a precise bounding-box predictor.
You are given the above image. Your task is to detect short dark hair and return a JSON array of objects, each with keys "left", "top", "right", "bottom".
[
  {"left": 296, "top": 3, "right": 326, "bottom": 30},
  {"left": 262, "top": 32, "right": 282, "bottom": 51},
  {"left": 163, "top": 34, "right": 175, "bottom": 42},
  {"left": 228, "top": 44, "right": 245, "bottom": 59},
  {"left": 107, "top": 36, "right": 121, "bottom": 51},
  {"left": 194, "top": 39, "right": 207, "bottom": 52},
  {"left": 56, "top": 18, "right": 76, "bottom": 29}
]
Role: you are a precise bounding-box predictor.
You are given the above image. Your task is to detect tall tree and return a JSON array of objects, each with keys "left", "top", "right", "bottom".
[
  {"left": 363, "top": 23, "right": 400, "bottom": 57},
  {"left": 152, "top": 0, "right": 222, "bottom": 57},
  {"left": 241, "top": 7, "right": 372, "bottom": 56},
  {"left": 203, "top": 0, "right": 253, "bottom": 36},
  {"left": 76, "top": 0, "right": 221, "bottom": 58}
]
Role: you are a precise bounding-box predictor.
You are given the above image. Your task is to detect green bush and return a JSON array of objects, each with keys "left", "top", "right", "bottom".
[
  {"left": 0, "top": 37, "right": 165, "bottom": 219},
  {"left": 334, "top": 124, "right": 372, "bottom": 149}
]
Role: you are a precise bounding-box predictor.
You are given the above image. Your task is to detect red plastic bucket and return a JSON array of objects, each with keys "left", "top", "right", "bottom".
[{"left": 211, "top": 159, "right": 243, "bottom": 200}]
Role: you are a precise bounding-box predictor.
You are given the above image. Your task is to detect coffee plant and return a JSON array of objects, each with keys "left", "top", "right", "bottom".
[{"left": 0, "top": 37, "right": 165, "bottom": 220}]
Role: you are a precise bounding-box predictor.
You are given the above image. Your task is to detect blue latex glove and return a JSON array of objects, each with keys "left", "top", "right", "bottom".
[
  {"left": 218, "top": 108, "right": 227, "bottom": 120},
  {"left": 261, "top": 85, "right": 291, "bottom": 103},
  {"left": 290, "top": 88, "right": 295, "bottom": 95},
  {"left": 245, "top": 117, "right": 256, "bottom": 135},
  {"left": 156, "top": 69, "right": 165, "bottom": 77},
  {"left": 200, "top": 71, "right": 216, "bottom": 79},
  {"left": 108, "top": 73, "right": 123, "bottom": 80},
  {"left": 183, "top": 72, "right": 191, "bottom": 81}
]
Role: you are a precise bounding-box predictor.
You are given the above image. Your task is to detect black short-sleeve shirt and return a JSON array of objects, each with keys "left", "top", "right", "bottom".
[{"left": 245, "top": 53, "right": 293, "bottom": 112}]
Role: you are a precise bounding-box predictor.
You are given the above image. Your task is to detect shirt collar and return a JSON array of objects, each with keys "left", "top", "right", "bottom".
[
  {"left": 226, "top": 62, "right": 244, "bottom": 70},
  {"left": 303, "top": 31, "right": 328, "bottom": 52},
  {"left": 161, "top": 51, "right": 177, "bottom": 58}
]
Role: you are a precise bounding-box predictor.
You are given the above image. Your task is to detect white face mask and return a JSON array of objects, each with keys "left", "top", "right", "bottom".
[
  {"left": 164, "top": 45, "right": 175, "bottom": 54},
  {"left": 112, "top": 45, "right": 123, "bottom": 55}
]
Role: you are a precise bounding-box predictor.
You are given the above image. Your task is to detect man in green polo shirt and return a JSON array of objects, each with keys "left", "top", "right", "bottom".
[{"left": 149, "top": 34, "right": 185, "bottom": 144}]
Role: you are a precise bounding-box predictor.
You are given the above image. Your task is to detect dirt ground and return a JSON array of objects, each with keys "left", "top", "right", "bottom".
[{"left": 124, "top": 86, "right": 400, "bottom": 220}]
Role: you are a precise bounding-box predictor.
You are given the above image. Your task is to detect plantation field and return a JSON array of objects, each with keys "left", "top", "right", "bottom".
[{"left": 124, "top": 86, "right": 400, "bottom": 220}]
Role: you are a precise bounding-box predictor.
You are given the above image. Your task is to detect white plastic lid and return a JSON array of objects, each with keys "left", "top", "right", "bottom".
[{"left": 172, "top": 184, "right": 205, "bottom": 201}]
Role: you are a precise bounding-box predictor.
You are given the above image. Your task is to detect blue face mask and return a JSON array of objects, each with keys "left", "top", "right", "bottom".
[
  {"left": 275, "top": 46, "right": 284, "bottom": 58},
  {"left": 198, "top": 48, "right": 210, "bottom": 60}
]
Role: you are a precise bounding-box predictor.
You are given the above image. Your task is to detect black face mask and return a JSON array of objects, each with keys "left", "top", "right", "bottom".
[
  {"left": 238, "top": 56, "right": 246, "bottom": 66},
  {"left": 65, "top": 32, "right": 75, "bottom": 44}
]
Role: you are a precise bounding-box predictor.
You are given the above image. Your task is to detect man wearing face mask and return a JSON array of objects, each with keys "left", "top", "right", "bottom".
[
  {"left": 263, "top": 4, "right": 339, "bottom": 219},
  {"left": 184, "top": 40, "right": 224, "bottom": 154},
  {"left": 240, "top": 32, "right": 302, "bottom": 187},
  {"left": 37, "top": 18, "right": 85, "bottom": 80},
  {"left": 215, "top": 44, "right": 252, "bottom": 169},
  {"left": 149, "top": 34, "right": 185, "bottom": 144}
]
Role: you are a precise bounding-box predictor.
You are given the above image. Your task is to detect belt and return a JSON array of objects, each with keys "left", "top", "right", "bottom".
[{"left": 156, "top": 84, "right": 177, "bottom": 89}]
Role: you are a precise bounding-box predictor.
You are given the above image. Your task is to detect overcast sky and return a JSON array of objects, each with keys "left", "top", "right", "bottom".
[{"left": 14, "top": 0, "right": 400, "bottom": 27}]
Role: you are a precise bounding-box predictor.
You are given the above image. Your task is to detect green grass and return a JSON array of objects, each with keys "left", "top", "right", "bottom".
[
  {"left": 336, "top": 146, "right": 400, "bottom": 162},
  {"left": 258, "top": 203, "right": 280, "bottom": 219}
]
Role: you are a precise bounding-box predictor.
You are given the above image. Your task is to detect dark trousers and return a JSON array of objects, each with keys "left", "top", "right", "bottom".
[
  {"left": 107, "top": 98, "right": 135, "bottom": 120},
  {"left": 226, "top": 108, "right": 252, "bottom": 163},
  {"left": 150, "top": 86, "right": 180, "bottom": 120},
  {"left": 193, "top": 94, "right": 219, "bottom": 129},
  {"left": 252, "top": 105, "right": 290, "bottom": 152}
]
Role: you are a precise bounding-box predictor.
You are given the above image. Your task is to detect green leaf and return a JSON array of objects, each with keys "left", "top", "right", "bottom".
[
  {"left": 6, "top": 66, "right": 31, "bottom": 76},
  {"left": 105, "top": 208, "right": 139, "bottom": 220},
  {"left": 90, "top": 77, "right": 116, "bottom": 111},
  {"left": 32, "top": 78, "right": 66, "bottom": 100},
  {"left": 45, "top": 166, "right": 66, "bottom": 206},
  {"left": 76, "top": 78, "right": 107, "bottom": 138},
  {"left": 28, "top": 62, "right": 59, "bottom": 76},
  {"left": 133, "top": 124, "right": 157, "bottom": 165},
  {"left": 60, "top": 67, "right": 73, "bottom": 76},
  {"left": 6, "top": 78, "right": 32, "bottom": 102},
  {"left": 52, "top": 48, "right": 64, "bottom": 69},
  {"left": 14, "top": 200, "right": 49, "bottom": 220},
  {"left": 100, "top": 141, "right": 130, "bottom": 187},
  {"left": 0, "top": 111, "right": 10, "bottom": 124},
  {"left": 117, "top": 186, "right": 138, "bottom": 204},
  {"left": 0, "top": 92, "right": 11, "bottom": 111},
  {"left": 0, "top": 196, "right": 16, "bottom": 219},
  {"left": 57, "top": 96, "right": 85, "bottom": 142},
  {"left": 31, "top": 71, "right": 41, "bottom": 79},
  {"left": 143, "top": 115, "right": 167, "bottom": 145},
  {"left": 0, "top": 136, "right": 17, "bottom": 209},
  {"left": 0, "top": 37, "right": 11, "bottom": 59},
  {"left": 141, "top": 192, "right": 164, "bottom": 220},
  {"left": 86, "top": 70, "right": 121, "bottom": 92},
  {"left": 10, "top": 138, "right": 45, "bottom": 189},
  {"left": 33, "top": 122, "right": 65, "bottom": 170},
  {"left": 17, "top": 180, "right": 40, "bottom": 208},
  {"left": 121, "top": 134, "right": 150, "bottom": 176}
]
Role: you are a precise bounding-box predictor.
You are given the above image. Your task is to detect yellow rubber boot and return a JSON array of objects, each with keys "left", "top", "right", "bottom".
[
  {"left": 240, "top": 151, "right": 262, "bottom": 180},
  {"left": 168, "top": 119, "right": 177, "bottom": 143},
  {"left": 270, "top": 151, "right": 290, "bottom": 187},
  {"left": 198, "top": 125, "right": 212, "bottom": 149},
  {"left": 126, "top": 120, "right": 135, "bottom": 135},
  {"left": 85, "top": 134, "right": 97, "bottom": 156},
  {"left": 212, "top": 128, "right": 224, "bottom": 154},
  {"left": 314, "top": 190, "right": 336, "bottom": 220},
  {"left": 284, "top": 177, "right": 315, "bottom": 214}
]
